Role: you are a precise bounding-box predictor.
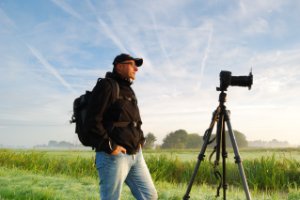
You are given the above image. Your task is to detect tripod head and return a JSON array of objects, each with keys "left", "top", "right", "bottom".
[{"left": 218, "top": 91, "right": 227, "bottom": 105}]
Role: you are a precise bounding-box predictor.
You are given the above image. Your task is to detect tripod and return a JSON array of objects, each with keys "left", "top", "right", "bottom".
[{"left": 183, "top": 91, "right": 252, "bottom": 200}]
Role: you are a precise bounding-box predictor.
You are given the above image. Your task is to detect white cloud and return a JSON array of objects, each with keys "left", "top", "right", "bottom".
[
  {"left": 0, "top": 7, "right": 16, "bottom": 31},
  {"left": 238, "top": 0, "right": 285, "bottom": 19},
  {"left": 1, "top": 0, "right": 300, "bottom": 147},
  {"left": 27, "top": 45, "right": 76, "bottom": 94},
  {"left": 51, "top": 0, "right": 83, "bottom": 20},
  {"left": 244, "top": 18, "right": 269, "bottom": 35}
]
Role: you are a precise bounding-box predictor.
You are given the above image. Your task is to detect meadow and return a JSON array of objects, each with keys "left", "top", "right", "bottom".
[{"left": 0, "top": 148, "right": 299, "bottom": 200}]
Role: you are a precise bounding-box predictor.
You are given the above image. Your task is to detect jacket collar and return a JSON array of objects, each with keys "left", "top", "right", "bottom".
[{"left": 105, "top": 71, "right": 132, "bottom": 86}]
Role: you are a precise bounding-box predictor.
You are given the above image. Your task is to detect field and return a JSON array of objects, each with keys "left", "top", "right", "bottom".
[{"left": 0, "top": 148, "right": 299, "bottom": 200}]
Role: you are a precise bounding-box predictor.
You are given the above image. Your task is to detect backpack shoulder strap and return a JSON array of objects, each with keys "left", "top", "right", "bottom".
[{"left": 104, "top": 77, "right": 120, "bottom": 101}]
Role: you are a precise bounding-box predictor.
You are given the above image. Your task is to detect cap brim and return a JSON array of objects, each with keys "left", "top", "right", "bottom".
[{"left": 134, "top": 58, "right": 143, "bottom": 67}]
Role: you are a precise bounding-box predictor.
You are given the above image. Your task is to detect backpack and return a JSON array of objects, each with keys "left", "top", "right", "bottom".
[{"left": 70, "top": 78, "right": 119, "bottom": 147}]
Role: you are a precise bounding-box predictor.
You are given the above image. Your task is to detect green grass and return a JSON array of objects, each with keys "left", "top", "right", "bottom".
[
  {"left": 0, "top": 149, "right": 98, "bottom": 178},
  {"left": 0, "top": 167, "right": 298, "bottom": 200},
  {"left": 146, "top": 154, "right": 300, "bottom": 190},
  {"left": 0, "top": 148, "right": 299, "bottom": 199},
  {"left": 0, "top": 167, "right": 98, "bottom": 200},
  {"left": 0, "top": 149, "right": 299, "bottom": 190},
  {"left": 144, "top": 148, "right": 300, "bottom": 162},
  {"left": 10, "top": 147, "right": 300, "bottom": 162}
]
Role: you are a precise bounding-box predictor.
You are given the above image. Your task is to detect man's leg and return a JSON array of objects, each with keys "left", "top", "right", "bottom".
[
  {"left": 125, "top": 150, "right": 158, "bottom": 200},
  {"left": 95, "top": 151, "right": 130, "bottom": 200}
]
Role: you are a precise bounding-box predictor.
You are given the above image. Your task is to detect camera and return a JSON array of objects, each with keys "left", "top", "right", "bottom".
[{"left": 217, "top": 70, "right": 253, "bottom": 91}]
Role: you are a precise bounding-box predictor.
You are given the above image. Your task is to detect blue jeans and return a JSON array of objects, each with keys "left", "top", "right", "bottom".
[{"left": 95, "top": 149, "right": 158, "bottom": 200}]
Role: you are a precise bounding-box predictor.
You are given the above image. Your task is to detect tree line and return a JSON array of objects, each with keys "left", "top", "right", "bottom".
[
  {"left": 34, "top": 129, "right": 248, "bottom": 149},
  {"left": 144, "top": 129, "right": 248, "bottom": 149}
]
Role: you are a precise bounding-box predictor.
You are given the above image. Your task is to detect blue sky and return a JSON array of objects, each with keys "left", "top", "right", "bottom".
[{"left": 0, "top": 0, "right": 300, "bottom": 147}]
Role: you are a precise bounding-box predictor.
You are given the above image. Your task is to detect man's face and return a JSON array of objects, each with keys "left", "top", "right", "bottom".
[{"left": 116, "top": 60, "right": 138, "bottom": 80}]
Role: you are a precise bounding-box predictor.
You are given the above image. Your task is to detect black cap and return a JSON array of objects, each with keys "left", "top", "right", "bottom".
[{"left": 113, "top": 53, "right": 143, "bottom": 67}]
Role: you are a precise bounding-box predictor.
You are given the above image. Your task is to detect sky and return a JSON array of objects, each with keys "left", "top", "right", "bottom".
[{"left": 0, "top": 0, "right": 300, "bottom": 148}]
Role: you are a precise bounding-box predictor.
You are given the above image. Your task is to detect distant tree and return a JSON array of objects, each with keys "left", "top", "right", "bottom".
[
  {"left": 160, "top": 129, "right": 248, "bottom": 149},
  {"left": 161, "top": 129, "right": 188, "bottom": 149},
  {"left": 47, "top": 140, "right": 74, "bottom": 148},
  {"left": 48, "top": 140, "right": 58, "bottom": 147},
  {"left": 199, "top": 130, "right": 248, "bottom": 148},
  {"left": 185, "top": 133, "right": 203, "bottom": 149},
  {"left": 225, "top": 130, "right": 248, "bottom": 148},
  {"left": 144, "top": 133, "right": 156, "bottom": 149},
  {"left": 58, "top": 141, "right": 73, "bottom": 148}
]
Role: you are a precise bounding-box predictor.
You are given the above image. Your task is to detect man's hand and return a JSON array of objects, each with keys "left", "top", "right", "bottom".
[{"left": 111, "top": 145, "right": 127, "bottom": 155}]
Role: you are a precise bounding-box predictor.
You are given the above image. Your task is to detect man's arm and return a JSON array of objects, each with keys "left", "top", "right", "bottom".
[{"left": 84, "top": 79, "right": 117, "bottom": 153}]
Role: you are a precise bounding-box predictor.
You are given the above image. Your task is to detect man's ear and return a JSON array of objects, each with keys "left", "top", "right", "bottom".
[{"left": 114, "top": 64, "right": 121, "bottom": 73}]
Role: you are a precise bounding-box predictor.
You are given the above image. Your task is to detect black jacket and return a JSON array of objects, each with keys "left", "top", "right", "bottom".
[{"left": 85, "top": 72, "right": 145, "bottom": 154}]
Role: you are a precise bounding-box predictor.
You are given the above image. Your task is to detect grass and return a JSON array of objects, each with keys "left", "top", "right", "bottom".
[
  {"left": 0, "top": 149, "right": 299, "bottom": 190},
  {"left": 0, "top": 148, "right": 299, "bottom": 199},
  {"left": 0, "top": 149, "right": 98, "bottom": 178},
  {"left": 146, "top": 154, "right": 300, "bottom": 190},
  {"left": 0, "top": 167, "right": 98, "bottom": 200},
  {"left": 144, "top": 148, "right": 300, "bottom": 162},
  {"left": 0, "top": 166, "right": 298, "bottom": 200}
]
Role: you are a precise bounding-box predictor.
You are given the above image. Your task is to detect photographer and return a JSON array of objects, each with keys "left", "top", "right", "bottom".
[{"left": 85, "top": 53, "right": 158, "bottom": 200}]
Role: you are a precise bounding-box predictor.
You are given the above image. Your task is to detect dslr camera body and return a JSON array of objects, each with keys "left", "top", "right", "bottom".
[{"left": 217, "top": 70, "right": 253, "bottom": 91}]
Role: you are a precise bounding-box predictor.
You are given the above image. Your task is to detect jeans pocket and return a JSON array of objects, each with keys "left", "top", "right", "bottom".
[{"left": 95, "top": 152, "right": 109, "bottom": 169}]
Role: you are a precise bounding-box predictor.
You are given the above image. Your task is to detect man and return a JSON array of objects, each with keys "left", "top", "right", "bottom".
[{"left": 85, "top": 53, "right": 158, "bottom": 200}]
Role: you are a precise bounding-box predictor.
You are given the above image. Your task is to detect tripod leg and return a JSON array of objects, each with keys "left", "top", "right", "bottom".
[
  {"left": 183, "top": 109, "right": 219, "bottom": 200},
  {"left": 213, "top": 112, "right": 224, "bottom": 198},
  {"left": 183, "top": 128, "right": 213, "bottom": 200},
  {"left": 221, "top": 116, "right": 228, "bottom": 200},
  {"left": 214, "top": 111, "right": 228, "bottom": 200},
  {"left": 224, "top": 111, "right": 252, "bottom": 200}
]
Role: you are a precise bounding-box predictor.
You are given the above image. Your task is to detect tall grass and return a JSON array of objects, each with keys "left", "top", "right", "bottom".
[
  {"left": 0, "top": 149, "right": 97, "bottom": 178},
  {"left": 0, "top": 149, "right": 299, "bottom": 191},
  {"left": 147, "top": 154, "right": 299, "bottom": 190},
  {"left": 244, "top": 155, "right": 300, "bottom": 190}
]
